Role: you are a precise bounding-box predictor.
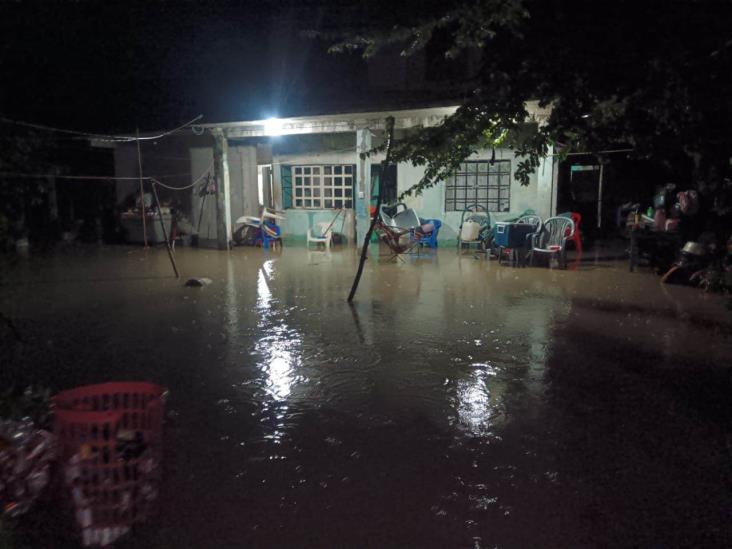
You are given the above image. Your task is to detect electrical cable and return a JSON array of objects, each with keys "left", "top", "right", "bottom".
[{"left": 0, "top": 114, "right": 203, "bottom": 142}]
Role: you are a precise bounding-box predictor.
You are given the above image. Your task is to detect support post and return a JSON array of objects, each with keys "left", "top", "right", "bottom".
[
  {"left": 597, "top": 162, "right": 605, "bottom": 229},
  {"left": 347, "top": 117, "right": 395, "bottom": 303},
  {"left": 213, "top": 130, "right": 231, "bottom": 250},
  {"left": 136, "top": 128, "right": 148, "bottom": 247},
  {"left": 355, "top": 128, "right": 373, "bottom": 245},
  {"left": 151, "top": 182, "right": 180, "bottom": 279},
  {"left": 551, "top": 155, "right": 559, "bottom": 217}
]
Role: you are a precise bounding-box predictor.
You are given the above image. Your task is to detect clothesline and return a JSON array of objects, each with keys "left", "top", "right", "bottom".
[
  {"left": 0, "top": 160, "right": 214, "bottom": 191},
  {"left": 0, "top": 114, "right": 204, "bottom": 143}
]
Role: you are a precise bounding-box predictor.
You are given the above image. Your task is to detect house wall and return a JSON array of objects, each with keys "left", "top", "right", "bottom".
[
  {"left": 189, "top": 144, "right": 260, "bottom": 245},
  {"left": 272, "top": 146, "right": 556, "bottom": 244},
  {"left": 110, "top": 129, "right": 557, "bottom": 247},
  {"left": 225, "top": 145, "right": 259, "bottom": 223},
  {"left": 272, "top": 149, "right": 361, "bottom": 242},
  {"left": 396, "top": 147, "right": 556, "bottom": 241}
]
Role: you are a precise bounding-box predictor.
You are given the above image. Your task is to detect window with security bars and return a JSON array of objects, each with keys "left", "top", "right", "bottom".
[
  {"left": 293, "top": 165, "right": 354, "bottom": 209},
  {"left": 444, "top": 160, "right": 511, "bottom": 212}
]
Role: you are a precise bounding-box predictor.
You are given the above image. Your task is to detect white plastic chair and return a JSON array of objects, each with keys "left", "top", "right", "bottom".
[
  {"left": 307, "top": 222, "right": 333, "bottom": 250},
  {"left": 379, "top": 203, "right": 421, "bottom": 230},
  {"left": 529, "top": 216, "right": 575, "bottom": 269}
]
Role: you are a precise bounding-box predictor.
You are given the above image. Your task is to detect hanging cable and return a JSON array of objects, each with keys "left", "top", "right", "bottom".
[
  {"left": 149, "top": 160, "right": 214, "bottom": 191},
  {"left": 0, "top": 114, "right": 203, "bottom": 142}
]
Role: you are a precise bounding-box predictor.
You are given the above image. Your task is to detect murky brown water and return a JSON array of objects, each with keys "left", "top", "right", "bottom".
[{"left": 2, "top": 245, "right": 731, "bottom": 548}]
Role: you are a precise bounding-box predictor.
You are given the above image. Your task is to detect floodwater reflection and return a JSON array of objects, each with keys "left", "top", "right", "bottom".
[
  {"left": 1, "top": 246, "right": 730, "bottom": 548},
  {"left": 256, "top": 262, "right": 298, "bottom": 402},
  {"left": 456, "top": 366, "right": 498, "bottom": 435}
]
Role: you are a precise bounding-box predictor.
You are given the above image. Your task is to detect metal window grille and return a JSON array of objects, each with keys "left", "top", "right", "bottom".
[
  {"left": 444, "top": 161, "right": 511, "bottom": 212},
  {"left": 293, "top": 165, "right": 354, "bottom": 209}
]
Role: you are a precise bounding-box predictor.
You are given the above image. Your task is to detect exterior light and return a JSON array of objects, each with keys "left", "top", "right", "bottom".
[{"left": 264, "top": 118, "right": 284, "bottom": 136}]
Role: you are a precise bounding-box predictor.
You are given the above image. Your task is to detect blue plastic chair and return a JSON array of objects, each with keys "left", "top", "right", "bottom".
[
  {"left": 416, "top": 219, "right": 441, "bottom": 248},
  {"left": 260, "top": 221, "right": 282, "bottom": 250}
]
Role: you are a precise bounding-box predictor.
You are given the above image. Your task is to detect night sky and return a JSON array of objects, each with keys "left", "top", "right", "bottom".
[{"left": 0, "top": 1, "right": 411, "bottom": 133}]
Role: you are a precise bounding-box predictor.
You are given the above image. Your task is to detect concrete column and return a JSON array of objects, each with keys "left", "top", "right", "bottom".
[
  {"left": 551, "top": 152, "right": 559, "bottom": 217},
  {"left": 239, "top": 145, "right": 259, "bottom": 217},
  {"left": 213, "top": 130, "right": 232, "bottom": 250},
  {"left": 537, "top": 145, "right": 558, "bottom": 220},
  {"left": 355, "top": 128, "right": 372, "bottom": 245}
]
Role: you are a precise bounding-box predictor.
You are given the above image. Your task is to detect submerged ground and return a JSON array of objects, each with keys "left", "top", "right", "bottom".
[{"left": 1, "top": 244, "right": 731, "bottom": 548}]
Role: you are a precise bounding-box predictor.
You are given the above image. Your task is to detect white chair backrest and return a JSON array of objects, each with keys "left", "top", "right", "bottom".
[
  {"left": 393, "top": 209, "right": 420, "bottom": 229},
  {"left": 380, "top": 203, "right": 420, "bottom": 229},
  {"left": 537, "top": 216, "right": 574, "bottom": 248},
  {"left": 517, "top": 215, "right": 542, "bottom": 228},
  {"left": 465, "top": 211, "right": 489, "bottom": 226},
  {"left": 261, "top": 208, "right": 286, "bottom": 221},
  {"left": 316, "top": 222, "right": 333, "bottom": 237},
  {"left": 379, "top": 204, "right": 398, "bottom": 227}
]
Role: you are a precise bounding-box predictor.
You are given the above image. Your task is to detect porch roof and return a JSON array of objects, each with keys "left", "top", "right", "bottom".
[{"left": 200, "top": 102, "right": 550, "bottom": 139}]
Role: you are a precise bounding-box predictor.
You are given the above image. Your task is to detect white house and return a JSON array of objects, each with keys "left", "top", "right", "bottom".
[{"left": 107, "top": 104, "right": 559, "bottom": 248}]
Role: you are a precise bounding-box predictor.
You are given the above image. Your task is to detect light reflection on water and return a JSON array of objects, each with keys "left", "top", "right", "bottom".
[
  {"left": 256, "top": 262, "right": 273, "bottom": 309},
  {"left": 256, "top": 263, "right": 298, "bottom": 403},
  {"left": 456, "top": 364, "right": 499, "bottom": 435}
]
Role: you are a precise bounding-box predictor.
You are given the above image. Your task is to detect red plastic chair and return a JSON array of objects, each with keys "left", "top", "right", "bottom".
[{"left": 565, "top": 212, "right": 583, "bottom": 253}]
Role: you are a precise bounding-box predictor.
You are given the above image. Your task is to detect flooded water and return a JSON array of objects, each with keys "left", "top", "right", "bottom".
[{"left": 2, "top": 245, "right": 731, "bottom": 548}]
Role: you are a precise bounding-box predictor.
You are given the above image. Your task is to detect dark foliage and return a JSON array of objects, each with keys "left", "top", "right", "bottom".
[{"left": 320, "top": 0, "right": 732, "bottom": 196}]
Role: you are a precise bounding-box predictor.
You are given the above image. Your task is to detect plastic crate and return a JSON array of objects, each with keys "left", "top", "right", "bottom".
[{"left": 52, "top": 382, "right": 166, "bottom": 547}]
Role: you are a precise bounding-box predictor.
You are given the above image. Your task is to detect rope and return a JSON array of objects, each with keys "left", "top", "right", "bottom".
[{"left": 150, "top": 160, "right": 214, "bottom": 191}]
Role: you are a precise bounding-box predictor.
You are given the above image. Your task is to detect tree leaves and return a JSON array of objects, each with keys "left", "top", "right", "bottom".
[{"left": 320, "top": 0, "right": 732, "bottom": 194}]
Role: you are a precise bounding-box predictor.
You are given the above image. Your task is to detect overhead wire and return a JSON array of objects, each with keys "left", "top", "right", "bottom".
[
  {"left": 150, "top": 160, "right": 214, "bottom": 191},
  {"left": 0, "top": 114, "right": 204, "bottom": 142},
  {"left": 0, "top": 160, "right": 213, "bottom": 188}
]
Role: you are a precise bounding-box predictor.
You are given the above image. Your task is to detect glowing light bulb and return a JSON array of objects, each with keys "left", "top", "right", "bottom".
[{"left": 264, "top": 118, "right": 284, "bottom": 136}]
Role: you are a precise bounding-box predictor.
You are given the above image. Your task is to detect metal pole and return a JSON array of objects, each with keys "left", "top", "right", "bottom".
[
  {"left": 136, "top": 128, "right": 148, "bottom": 247},
  {"left": 597, "top": 163, "right": 604, "bottom": 229},
  {"left": 151, "top": 181, "right": 180, "bottom": 279},
  {"left": 347, "top": 117, "right": 395, "bottom": 303}
]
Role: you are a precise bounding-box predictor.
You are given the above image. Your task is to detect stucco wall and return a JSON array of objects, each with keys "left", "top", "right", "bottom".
[
  {"left": 273, "top": 147, "right": 556, "bottom": 243},
  {"left": 112, "top": 133, "right": 557, "bottom": 247},
  {"left": 272, "top": 150, "right": 361, "bottom": 242}
]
